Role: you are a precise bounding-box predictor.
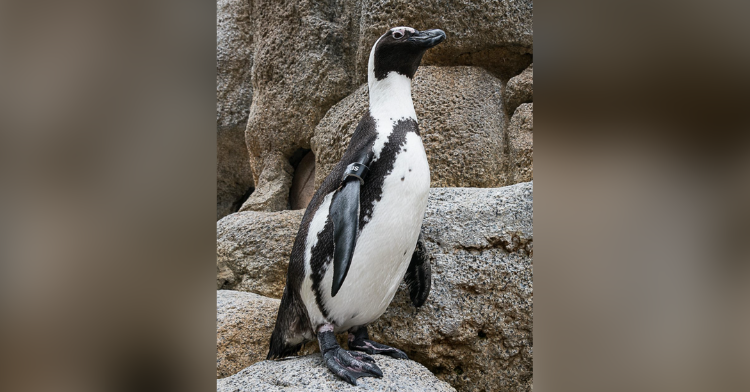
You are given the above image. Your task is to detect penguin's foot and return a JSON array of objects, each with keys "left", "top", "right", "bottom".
[
  {"left": 318, "top": 324, "right": 383, "bottom": 385},
  {"left": 348, "top": 326, "right": 408, "bottom": 359}
]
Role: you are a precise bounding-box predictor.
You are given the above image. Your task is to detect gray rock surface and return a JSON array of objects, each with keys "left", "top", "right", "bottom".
[
  {"left": 504, "top": 64, "right": 533, "bottom": 116},
  {"left": 217, "top": 127, "right": 255, "bottom": 220},
  {"left": 312, "top": 66, "right": 513, "bottom": 189},
  {"left": 239, "top": 153, "right": 293, "bottom": 212},
  {"left": 217, "top": 210, "right": 304, "bottom": 298},
  {"left": 368, "top": 183, "right": 533, "bottom": 392},
  {"left": 508, "top": 104, "right": 533, "bottom": 184},
  {"left": 217, "top": 353, "right": 457, "bottom": 391},
  {"left": 217, "top": 290, "right": 280, "bottom": 379},
  {"left": 217, "top": 0, "right": 255, "bottom": 219}
]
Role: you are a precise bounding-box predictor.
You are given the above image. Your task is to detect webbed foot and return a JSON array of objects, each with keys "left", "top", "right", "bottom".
[
  {"left": 318, "top": 324, "right": 383, "bottom": 385},
  {"left": 348, "top": 326, "right": 408, "bottom": 359}
]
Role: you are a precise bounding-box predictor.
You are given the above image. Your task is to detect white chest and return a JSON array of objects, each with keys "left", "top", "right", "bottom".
[{"left": 322, "top": 132, "right": 430, "bottom": 331}]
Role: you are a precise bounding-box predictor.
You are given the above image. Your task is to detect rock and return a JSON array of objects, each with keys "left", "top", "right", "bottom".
[
  {"left": 239, "top": 153, "right": 293, "bottom": 212},
  {"left": 217, "top": 210, "right": 304, "bottom": 298},
  {"left": 217, "top": 0, "right": 253, "bottom": 130},
  {"left": 217, "top": 290, "right": 280, "bottom": 379},
  {"left": 504, "top": 64, "right": 533, "bottom": 116},
  {"left": 312, "top": 66, "right": 509, "bottom": 189},
  {"left": 356, "top": 0, "right": 534, "bottom": 80},
  {"left": 368, "top": 183, "right": 533, "bottom": 392},
  {"left": 217, "top": 128, "right": 255, "bottom": 220},
  {"left": 217, "top": 353, "right": 457, "bottom": 391},
  {"left": 217, "top": 0, "right": 255, "bottom": 220},
  {"left": 242, "top": 0, "right": 361, "bottom": 212},
  {"left": 508, "top": 104, "right": 533, "bottom": 184}
]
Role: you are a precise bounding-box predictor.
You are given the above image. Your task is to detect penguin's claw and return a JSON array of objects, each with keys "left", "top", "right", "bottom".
[
  {"left": 348, "top": 338, "right": 409, "bottom": 359},
  {"left": 323, "top": 348, "right": 383, "bottom": 385}
]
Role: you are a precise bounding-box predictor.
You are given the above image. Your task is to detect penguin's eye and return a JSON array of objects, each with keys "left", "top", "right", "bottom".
[{"left": 393, "top": 31, "right": 404, "bottom": 39}]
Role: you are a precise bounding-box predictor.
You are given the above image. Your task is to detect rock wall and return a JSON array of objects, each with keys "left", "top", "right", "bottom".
[
  {"left": 217, "top": 0, "right": 256, "bottom": 219},
  {"left": 216, "top": 0, "right": 533, "bottom": 213}
]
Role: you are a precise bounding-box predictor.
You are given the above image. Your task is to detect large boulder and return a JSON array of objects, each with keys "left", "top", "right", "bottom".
[
  {"left": 239, "top": 0, "right": 361, "bottom": 212},
  {"left": 508, "top": 104, "right": 533, "bottom": 184},
  {"left": 217, "top": 0, "right": 255, "bottom": 220},
  {"left": 368, "top": 183, "right": 533, "bottom": 392},
  {"left": 217, "top": 353, "right": 457, "bottom": 391},
  {"left": 217, "top": 210, "right": 304, "bottom": 298},
  {"left": 217, "top": 290, "right": 280, "bottom": 379},
  {"left": 312, "top": 66, "right": 513, "bottom": 189}
]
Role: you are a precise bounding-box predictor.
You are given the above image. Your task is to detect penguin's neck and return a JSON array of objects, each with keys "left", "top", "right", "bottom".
[{"left": 368, "top": 72, "right": 417, "bottom": 123}]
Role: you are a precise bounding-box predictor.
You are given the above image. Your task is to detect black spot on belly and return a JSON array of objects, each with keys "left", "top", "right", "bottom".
[{"left": 401, "top": 177, "right": 405, "bottom": 181}]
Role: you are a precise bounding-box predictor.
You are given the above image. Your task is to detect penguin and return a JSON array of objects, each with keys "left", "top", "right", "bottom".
[{"left": 267, "top": 26, "right": 446, "bottom": 385}]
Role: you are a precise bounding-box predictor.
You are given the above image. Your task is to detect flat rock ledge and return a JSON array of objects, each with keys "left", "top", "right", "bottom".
[{"left": 217, "top": 353, "right": 456, "bottom": 392}]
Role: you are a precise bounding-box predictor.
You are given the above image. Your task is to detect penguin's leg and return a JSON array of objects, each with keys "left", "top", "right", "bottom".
[
  {"left": 317, "top": 323, "right": 383, "bottom": 385},
  {"left": 347, "top": 325, "right": 408, "bottom": 359}
]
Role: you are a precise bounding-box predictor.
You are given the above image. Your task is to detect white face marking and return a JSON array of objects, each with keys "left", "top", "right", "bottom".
[{"left": 390, "top": 26, "right": 416, "bottom": 34}]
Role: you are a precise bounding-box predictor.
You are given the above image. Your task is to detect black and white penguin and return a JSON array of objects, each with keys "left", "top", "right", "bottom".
[{"left": 267, "top": 26, "right": 445, "bottom": 385}]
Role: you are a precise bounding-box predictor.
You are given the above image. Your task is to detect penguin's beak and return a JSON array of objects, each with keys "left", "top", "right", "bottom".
[{"left": 411, "top": 29, "right": 446, "bottom": 49}]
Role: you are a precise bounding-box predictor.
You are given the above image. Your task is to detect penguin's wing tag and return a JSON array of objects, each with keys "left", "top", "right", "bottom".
[
  {"left": 342, "top": 162, "right": 369, "bottom": 184},
  {"left": 329, "top": 178, "right": 361, "bottom": 297}
]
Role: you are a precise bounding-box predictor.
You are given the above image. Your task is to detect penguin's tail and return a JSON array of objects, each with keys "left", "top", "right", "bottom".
[
  {"left": 266, "top": 288, "right": 308, "bottom": 360},
  {"left": 266, "top": 327, "right": 291, "bottom": 360}
]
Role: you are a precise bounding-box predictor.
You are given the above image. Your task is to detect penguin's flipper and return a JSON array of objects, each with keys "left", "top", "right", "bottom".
[
  {"left": 330, "top": 177, "right": 361, "bottom": 297},
  {"left": 405, "top": 232, "right": 431, "bottom": 307}
]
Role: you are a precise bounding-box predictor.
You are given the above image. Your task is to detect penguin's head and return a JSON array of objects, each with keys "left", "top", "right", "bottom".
[{"left": 368, "top": 27, "right": 446, "bottom": 83}]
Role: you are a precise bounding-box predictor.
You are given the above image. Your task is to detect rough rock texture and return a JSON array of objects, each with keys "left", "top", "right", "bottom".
[
  {"left": 220, "top": 0, "right": 533, "bottom": 213},
  {"left": 218, "top": 128, "right": 255, "bottom": 219},
  {"left": 312, "top": 66, "right": 511, "bottom": 189},
  {"left": 217, "top": 290, "right": 280, "bottom": 379},
  {"left": 508, "top": 104, "right": 533, "bottom": 184},
  {"left": 504, "top": 64, "right": 533, "bottom": 116},
  {"left": 356, "top": 0, "right": 533, "bottom": 81},
  {"left": 217, "top": 353, "right": 457, "bottom": 391},
  {"left": 239, "top": 153, "right": 293, "bottom": 212},
  {"left": 217, "top": 210, "right": 304, "bottom": 298},
  {"left": 368, "top": 183, "right": 534, "bottom": 392},
  {"left": 217, "top": 0, "right": 255, "bottom": 220},
  {"left": 240, "top": 0, "right": 361, "bottom": 212}
]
